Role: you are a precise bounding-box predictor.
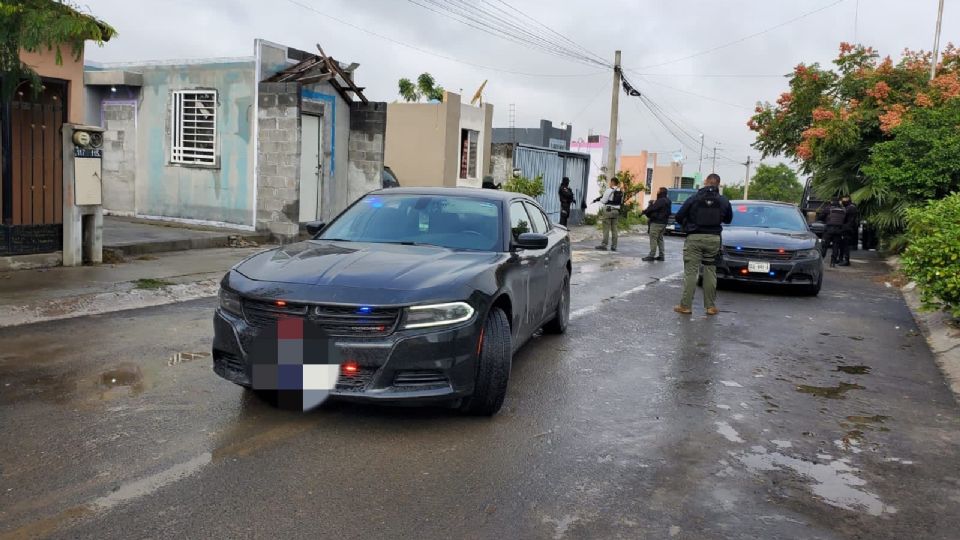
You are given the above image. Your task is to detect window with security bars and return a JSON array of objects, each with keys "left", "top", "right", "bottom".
[{"left": 170, "top": 90, "right": 218, "bottom": 166}]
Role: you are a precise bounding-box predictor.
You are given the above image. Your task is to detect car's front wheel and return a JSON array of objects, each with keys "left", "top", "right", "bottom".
[
  {"left": 804, "top": 273, "right": 823, "bottom": 296},
  {"left": 460, "top": 307, "right": 512, "bottom": 416},
  {"left": 543, "top": 273, "right": 570, "bottom": 334}
]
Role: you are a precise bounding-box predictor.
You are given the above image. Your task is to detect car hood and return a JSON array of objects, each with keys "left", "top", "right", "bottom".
[
  {"left": 722, "top": 227, "right": 817, "bottom": 250},
  {"left": 234, "top": 240, "right": 502, "bottom": 291}
]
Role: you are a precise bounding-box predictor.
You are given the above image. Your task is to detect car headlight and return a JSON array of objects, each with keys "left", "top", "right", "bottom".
[
  {"left": 798, "top": 248, "right": 822, "bottom": 259},
  {"left": 219, "top": 288, "right": 242, "bottom": 315},
  {"left": 403, "top": 302, "right": 475, "bottom": 329}
]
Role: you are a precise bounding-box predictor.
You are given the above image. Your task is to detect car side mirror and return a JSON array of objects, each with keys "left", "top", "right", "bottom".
[
  {"left": 514, "top": 232, "right": 548, "bottom": 250},
  {"left": 305, "top": 221, "right": 326, "bottom": 236},
  {"left": 809, "top": 222, "right": 825, "bottom": 235}
]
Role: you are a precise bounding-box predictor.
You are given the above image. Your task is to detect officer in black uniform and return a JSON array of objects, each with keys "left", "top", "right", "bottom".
[
  {"left": 839, "top": 195, "right": 858, "bottom": 266},
  {"left": 818, "top": 198, "right": 847, "bottom": 267}
]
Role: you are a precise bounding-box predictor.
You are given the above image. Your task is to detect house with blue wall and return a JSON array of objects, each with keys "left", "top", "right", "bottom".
[{"left": 84, "top": 39, "right": 386, "bottom": 239}]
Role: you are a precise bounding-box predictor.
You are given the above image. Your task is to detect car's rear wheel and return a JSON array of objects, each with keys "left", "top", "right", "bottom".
[
  {"left": 460, "top": 307, "right": 512, "bottom": 416},
  {"left": 543, "top": 273, "right": 570, "bottom": 334}
]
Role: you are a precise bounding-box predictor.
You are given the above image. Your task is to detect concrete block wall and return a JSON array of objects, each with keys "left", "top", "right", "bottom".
[
  {"left": 347, "top": 102, "right": 387, "bottom": 203},
  {"left": 256, "top": 82, "right": 301, "bottom": 240}
]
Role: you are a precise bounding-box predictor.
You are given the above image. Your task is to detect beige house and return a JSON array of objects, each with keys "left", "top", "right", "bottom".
[{"left": 384, "top": 92, "right": 493, "bottom": 188}]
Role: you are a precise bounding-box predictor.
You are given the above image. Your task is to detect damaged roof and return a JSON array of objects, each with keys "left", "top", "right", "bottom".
[{"left": 264, "top": 44, "right": 368, "bottom": 104}]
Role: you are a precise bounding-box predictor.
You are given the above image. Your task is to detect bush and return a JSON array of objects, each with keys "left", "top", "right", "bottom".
[
  {"left": 582, "top": 213, "right": 598, "bottom": 226},
  {"left": 901, "top": 193, "right": 960, "bottom": 318},
  {"left": 502, "top": 174, "right": 544, "bottom": 198}
]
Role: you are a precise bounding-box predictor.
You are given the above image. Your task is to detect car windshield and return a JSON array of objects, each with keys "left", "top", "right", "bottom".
[
  {"left": 318, "top": 194, "right": 502, "bottom": 251},
  {"left": 730, "top": 203, "right": 808, "bottom": 231},
  {"left": 668, "top": 191, "right": 695, "bottom": 203}
]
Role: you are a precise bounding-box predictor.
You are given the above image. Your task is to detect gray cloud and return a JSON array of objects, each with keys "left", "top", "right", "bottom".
[{"left": 84, "top": 0, "right": 955, "bottom": 184}]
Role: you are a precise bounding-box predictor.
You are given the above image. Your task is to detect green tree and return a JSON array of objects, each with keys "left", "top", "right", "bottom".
[
  {"left": 722, "top": 185, "right": 745, "bottom": 200},
  {"left": 397, "top": 72, "right": 445, "bottom": 103},
  {"left": 748, "top": 42, "right": 960, "bottom": 238},
  {"left": 397, "top": 78, "right": 419, "bottom": 102},
  {"left": 747, "top": 163, "right": 804, "bottom": 203},
  {"left": 502, "top": 173, "right": 544, "bottom": 198},
  {"left": 1, "top": 1, "right": 114, "bottom": 100}
]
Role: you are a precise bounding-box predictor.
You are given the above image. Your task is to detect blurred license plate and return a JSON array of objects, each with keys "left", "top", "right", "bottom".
[{"left": 748, "top": 261, "right": 770, "bottom": 273}]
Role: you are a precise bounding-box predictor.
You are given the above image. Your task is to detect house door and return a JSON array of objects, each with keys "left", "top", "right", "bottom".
[
  {"left": 298, "top": 114, "right": 323, "bottom": 222},
  {"left": 9, "top": 83, "right": 66, "bottom": 226}
]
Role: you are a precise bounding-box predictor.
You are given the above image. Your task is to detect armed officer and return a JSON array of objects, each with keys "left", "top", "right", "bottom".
[
  {"left": 673, "top": 174, "right": 733, "bottom": 316},
  {"left": 594, "top": 177, "right": 623, "bottom": 252},
  {"left": 818, "top": 198, "right": 847, "bottom": 267},
  {"left": 642, "top": 187, "right": 671, "bottom": 261},
  {"left": 839, "top": 195, "right": 858, "bottom": 266}
]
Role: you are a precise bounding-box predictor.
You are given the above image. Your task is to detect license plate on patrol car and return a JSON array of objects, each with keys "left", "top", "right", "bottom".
[{"left": 748, "top": 261, "right": 770, "bottom": 273}]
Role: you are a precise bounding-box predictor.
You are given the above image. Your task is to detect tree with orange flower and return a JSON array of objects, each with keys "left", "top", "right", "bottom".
[{"left": 749, "top": 42, "right": 960, "bottom": 241}]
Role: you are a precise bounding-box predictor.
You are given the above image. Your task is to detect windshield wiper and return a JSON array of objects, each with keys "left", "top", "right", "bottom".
[{"left": 321, "top": 238, "right": 354, "bottom": 242}]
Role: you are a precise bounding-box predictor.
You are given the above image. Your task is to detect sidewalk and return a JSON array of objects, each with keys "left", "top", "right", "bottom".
[
  {"left": 103, "top": 216, "right": 270, "bottom": 257},
  {"left": 0, "top": 246, "right": 269, "bottom": 327}
]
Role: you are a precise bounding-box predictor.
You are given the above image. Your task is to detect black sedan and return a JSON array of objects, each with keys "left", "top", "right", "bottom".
[
  {"left": 714, "top": 201, "right": 824, "bottom": 295},
  {"left": 213, "top": 188, "right": 571, "bottom": 415}
]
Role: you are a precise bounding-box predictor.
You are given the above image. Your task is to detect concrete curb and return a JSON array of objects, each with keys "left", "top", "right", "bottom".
[
  {"left": 890, "top": 253, "right": 960, "bottom": 406},
  {"left": 104, "top": 234, "right": 270, "bottom": 258},
  {"left": 0, "top": 277, "right": 221, "bottom": 328}
]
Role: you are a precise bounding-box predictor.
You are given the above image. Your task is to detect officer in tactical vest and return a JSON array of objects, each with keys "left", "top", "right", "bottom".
[
  {"left": 673, "top": 174, "right": 733, "bottom": 316},
  {"left": 818, "top": 198, "right": 847, "bottom": 267},
  {"left": 839, "top": 195, "right": 858, "bottom": 266},
  {"left": 594, "top": 177, "right": 623, "bottom": 251}
]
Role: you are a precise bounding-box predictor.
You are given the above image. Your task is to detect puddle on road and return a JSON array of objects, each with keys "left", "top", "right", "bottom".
[
  {"left": 98, "top": 364, "right": 145, "bottom": 398},
  {"left": 738, "top": 448, "right": 896, "bottom": 516},
  {"left": 796, "top": 382, "right": 864, "bottom": 399},
  {"left": 836, "top": 365, "right": 871, "bottom": 375}
]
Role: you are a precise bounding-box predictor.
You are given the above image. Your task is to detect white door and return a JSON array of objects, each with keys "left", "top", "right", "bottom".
[{"left": 299, "top": 114, "right": 323, "bottom": 222}]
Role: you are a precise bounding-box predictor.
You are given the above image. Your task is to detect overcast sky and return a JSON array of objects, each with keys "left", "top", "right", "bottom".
[{"left": 82, "top": 0, "right": 954, "bottom": 185}]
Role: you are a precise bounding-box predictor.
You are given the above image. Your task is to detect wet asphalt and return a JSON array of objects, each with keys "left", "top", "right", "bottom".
[{"left": 1, "top": 236, "right": 959, "bottom": 539}]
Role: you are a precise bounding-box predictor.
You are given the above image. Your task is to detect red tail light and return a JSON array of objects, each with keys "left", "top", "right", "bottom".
[{"left": 341, "top": 361, "right": 359, "bottom": 376}]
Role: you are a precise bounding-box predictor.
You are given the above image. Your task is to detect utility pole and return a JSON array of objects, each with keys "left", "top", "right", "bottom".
[
  {"left": 697, "top": 133, "right": 705, "bottom": 176},
  {"left": 930, "top": 0, "right": 945, "bottom": 81},
  {"left": 605, "top": 50, "right": 621, "bottom": 180},
  {"left": 711, "top": 146, "right": 718, "bottom": 174},
  {"left": 743, "top": 156, "right": 753, "bottom": 200}
]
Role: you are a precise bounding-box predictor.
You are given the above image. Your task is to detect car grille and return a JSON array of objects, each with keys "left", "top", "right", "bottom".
[
  {"left": 335, "top": 365, "right": 377, "bottom": 392},
  {"left": 392, "top": 370, "right": 449, "bottom": 389},
  {"left": 723, "top": 247, "right": 796, "bottom": 261},
  {"left": 242, "top": 299, "right": 400, "bottom": 337}
]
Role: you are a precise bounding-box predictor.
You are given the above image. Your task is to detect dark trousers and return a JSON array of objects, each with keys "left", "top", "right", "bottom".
[
  {"left": 559, "top": 206, "right": 571, "bottom": 226},
  {"left": 822, "top": 227, "right": 846, "bottom": 264}
]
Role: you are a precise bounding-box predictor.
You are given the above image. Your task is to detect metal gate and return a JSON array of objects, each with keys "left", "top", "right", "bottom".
[
  {"left": 10, "top": 87, "right": 64, "bottom": 225},
  {"left": 512, "top": 144, "right": 589, "bottom": 224},
  {"left": 1, "top": 81, "right": 66, "bottom": 255}
]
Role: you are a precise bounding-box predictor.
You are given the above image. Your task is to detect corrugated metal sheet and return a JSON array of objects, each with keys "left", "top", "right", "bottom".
[{"left": 512, "top": 144, "right": 589, "bottom": 224}]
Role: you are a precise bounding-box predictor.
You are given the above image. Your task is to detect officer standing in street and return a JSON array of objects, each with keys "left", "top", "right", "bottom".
[
  {"left": 839, "top": 195, "right": 859, "bottom": 266},
  {"left": 818, "top": 198, "right": 847, "bottom": 267},
  {"left": 674, "top": 174, "right": 733, "bottom": 316},
  {"left": 642, "top": 187, "right": 671, "bottom": 261},
  {"left": 594, "top": 177, "right": 623, "bottom": 251}
]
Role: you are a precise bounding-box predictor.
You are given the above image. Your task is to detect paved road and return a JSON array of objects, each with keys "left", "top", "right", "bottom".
[{"left": 2, "top": 237, "right": 959, "bottom": 539}]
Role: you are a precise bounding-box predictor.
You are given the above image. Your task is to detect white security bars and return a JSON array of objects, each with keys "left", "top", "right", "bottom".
[{"left": 171, "top": 90, "right": 217, "bottom": 166}]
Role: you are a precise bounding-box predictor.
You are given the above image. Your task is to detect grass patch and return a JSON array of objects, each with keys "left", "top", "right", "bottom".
[{"left": 134, "top": 278, "right": 174, "bottom": 290}]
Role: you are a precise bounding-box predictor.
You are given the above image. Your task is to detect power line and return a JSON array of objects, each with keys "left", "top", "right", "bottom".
[
  {"left": 403, "top": 0, "right": 607, "bottom": 68},
  {"left": 282, "top": 0, "right": 606, "bottom": 78},
  {"left": 632, "top": 72, "right": 787, "bottom": 79},
  {"left": 631, "top": 0, "right": 848, "bottom": 71},
  {"left": 628, "top": 72, "right": 755, "bottom": 111},
  {"left": 489, "top": 0, "right": 608, "bottom": 65}
]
